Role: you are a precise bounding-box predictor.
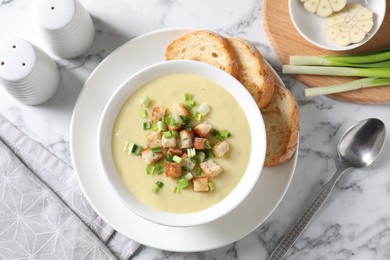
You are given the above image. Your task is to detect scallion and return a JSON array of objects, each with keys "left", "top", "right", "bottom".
[
  {"left": 185, "top": 93, "right": 193, "bottom": 101},
  {"left": 141, "top": 109, "right": 148, "bottom": 118},
  {"left": 305, "top": 77, "right": 390, "bottom": 96},
  {"left": 187, "top": 148, "right": 196, "bottom": 158},
  {"left": 197, "top": 103, "right": 211, "bottom": 116},
  {"left": 123, "top": 141, "right": 134, "bottom": 154},
  {"left": 166, "top": 153, "right": 174, "bottom": 162},
  {"left": 208, "top": 181, "right": 216, "bottom": 191},
  {"left": 195, "top": 151, "right": 206, "bottom": 163},
  {"left": 283, "top": 65, "right": 390, "bottom": 78},
  {"left": 190, "top": 110, "right": 202, "bottom": 121},
  {"left": 143, "top": 121, "right": 151, "bottom": 130},
  {"left": 184, "top": 172, "right": 193, "bottom": 180},
  {"left": 155, "top": 163, "right": 164, "bottom": 175},
  {"left": 132, "top": 145, "right": 142, "bottom": 156},
  {"left": 140, "top": 96, "right": 151, "bottom": 107},
  {"left": 156, "top": 121, "right": 166, "bottom": 132},
  {"left": 152, "top": 181, "right": 164, "bottom": 193},
  {"left": 178, "top": 178, "right": 189, "bottom": 189},
  {"left": 172, "top": 155, "right": 183, "bottom": 164},
  {"left": 146, "top": 164, "right": 155, "bottom": 175},
  {"left": 290, "top": 49, "right": 390, "bottom": 66},
  {"left": 195, "top": 166, "right": 202, "bottom": 176},
  {"left": 151, "top": 147, "right": 161, "bottom": 153}
]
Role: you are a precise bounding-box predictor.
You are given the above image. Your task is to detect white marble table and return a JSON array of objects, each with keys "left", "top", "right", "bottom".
[{"left": 1, "top": 0, "right": 390, "bottom": 259}]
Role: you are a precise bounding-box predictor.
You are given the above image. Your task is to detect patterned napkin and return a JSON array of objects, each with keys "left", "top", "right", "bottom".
[{"left": 0, "top": 116, "right": 140, "bottom": 259}]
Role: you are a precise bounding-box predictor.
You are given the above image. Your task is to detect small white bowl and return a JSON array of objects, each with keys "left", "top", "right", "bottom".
[
  {"left": 289, "top": 0, "right": 386, "bottom": 51},
  {"left": 98, "top": 60, "right": 266, "bottom": 227}
]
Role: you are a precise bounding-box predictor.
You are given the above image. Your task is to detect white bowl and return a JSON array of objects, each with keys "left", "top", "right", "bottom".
[
  {"left": 98, "top": 60, "right": 266, "bottom": 227},
  {"left": 289, "top": 0, "right": 386, "bottom": 51}
]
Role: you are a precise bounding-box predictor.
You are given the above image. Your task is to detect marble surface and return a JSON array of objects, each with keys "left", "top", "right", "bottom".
[{"left": 1, "top": 0, "right": 390, "bottom": 259}]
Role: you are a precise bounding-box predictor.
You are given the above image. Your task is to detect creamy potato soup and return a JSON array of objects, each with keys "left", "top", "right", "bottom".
[{"left": 112, "top": 73, "right": 251, "bottom": 213}]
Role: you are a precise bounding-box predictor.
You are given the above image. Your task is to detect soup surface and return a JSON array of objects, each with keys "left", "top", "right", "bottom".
[{"left": 112, "top": 73, "right": 251, "bottom": 213}]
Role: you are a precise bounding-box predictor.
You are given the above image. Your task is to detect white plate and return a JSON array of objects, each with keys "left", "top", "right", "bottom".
[
  {"left": 70, "top": 28, "right": 298, "bottom": 252},
  {"left": 289, "top": 0, "right": 386, "bottom": 51}
]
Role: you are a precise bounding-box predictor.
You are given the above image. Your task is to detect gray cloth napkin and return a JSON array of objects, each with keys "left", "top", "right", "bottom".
[{"left": 0, "top": 116, "right": 140, "bottom": 259}]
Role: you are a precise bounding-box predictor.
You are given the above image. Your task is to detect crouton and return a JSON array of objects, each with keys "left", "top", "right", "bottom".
[
  {"left": 193, "top": 121, "right": 213, "bottom": 137},
  {"left": 179, "top": 130, "right": 194, "bottom": 148},
  {"left": 144, "top": 132, "right": 162, "bottom": 148},
  {"left": 151, "top": 107, "right": 166, "bottom": 124},
  {"left": 167, "top": 123, "right": 182, "bottom": 131},
  {"left": 200, "top": 159, "right": 223, "bottom": 178},
  {"left": 164, "top": 162, "right": 182, "bottom": 178},
  {"left": 169, "top": 103, "right": 189, "bottom": 117},
  {"left": 193, "top": 137, "right": 208, "bottom": 150},
  {"left": 161, "top": 135, "right": 177, "bottom": 148},
  {"left": 181, "top": 153, "right": 196, "bottom": 170},
  {"left": 167, "top": 148, "right": 183, "bottom": 157},
  {"left": 141, "top": 148, "right": 163, "bottom": 164},
  {"left": 192, "top": 177, "right": 209, "bottom": 192},
  {"left": 212, "top": 140, "right": 230, "bottom": 158}
]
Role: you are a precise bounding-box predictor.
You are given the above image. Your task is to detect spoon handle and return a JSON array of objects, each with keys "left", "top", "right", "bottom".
[{"left": 268, "top": 164, "right": 348, "bottom": 260}]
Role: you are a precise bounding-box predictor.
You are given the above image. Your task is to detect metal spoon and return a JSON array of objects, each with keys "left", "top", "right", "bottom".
[{"left": 268, "top": 118, "right": 386, "bottom": 260}]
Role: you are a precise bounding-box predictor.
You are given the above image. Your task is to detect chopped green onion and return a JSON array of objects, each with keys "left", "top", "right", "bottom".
[
  {"left": 141, "top": 109, "right": 148, "bottom": 118},
  {"left": 143, "top": 121, "right": 151, "bottom": 130},
  {"left": 211, "top": 130, "right": 220, "bottom": 137},
  {"left": 163, "top": 131, "right": 178, "bottom": 138},
  {"left": 156, "top": 121, "right": 166, "bottom": 132},
  {"left": 305, "top": 77, "right": 390, "bottom": 96},
  {"left": 190, "top": 110, "right": 202, "bottom": 121},
  {"left": 172, "top": 155, "right": 183, "bottom": 164},
  {"left": 186, "top": 100, "right": 196, "bottom": 109},
  {"left": 204, "top": 149, "right": 214, "bottom": 159},
  {"left": 195, "top": 151, "right": 206, "bottom": 163},
  {"left": 184, "top": 172, "right": 193, "bottom": 180},
  {"left": 208, "top": 181, "right": 216, "bottom": 191},
  {"left": 197, "top": 103, "right": 211, "bottom": 116},
  {"left": 155, "top": 163, "right": 164, "bottom": 175},
  {"left": 140, "top": 96, "right": 151, "bottom": 107},
  {"left": 166, "top": 153, "right": 174, "bottom": 162},
  {"left": 151, "top": 147, "right": 161, "bottom": 153},
  {"left": 213, "top": 129, "right": 230, "bottom": 141},
  {"left": 178, "top": 178, "right": 189, "bottom": 189},
  {"left": 220, "top": 130, "right": 230, "bottom": 138},
  {"left": 132, "top": 145, "right": 142, "bottom": 156},
  {"left": 146, "top": 164, "right": 155, "bottom": 175},
  {"left": 180, "top": 115, "right": 191, "bottom": 125},
  {"left": 173, "top": 186, "right": 181, "bottom": 193},
  {"left": 123, "top": 141, "right": 135, "bottom": 154},
  {"left": 152, "top": 181, "right": 164, "bottom": 193},
  {"left": 187, "top": 148, "right": 196, "bottom": 158},
  {"left": 195, "top": 166, "right": 202, "bottom": 176},
  {"left": 185, "top": 93, "right": 193, "bottom": 101}
]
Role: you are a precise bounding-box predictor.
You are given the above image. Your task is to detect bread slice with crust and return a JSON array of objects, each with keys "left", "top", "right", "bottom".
[
  {"left": 260, "top": 81, "right": 299, "bottom": 167},
  {"left": 227, "top": 37, "right": 275, "bottom": 109},
  {"left": 165, "top": 30, "right": 239, "bottom": 78}
]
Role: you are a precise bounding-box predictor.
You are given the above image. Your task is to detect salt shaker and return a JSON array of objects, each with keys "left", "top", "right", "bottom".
[
  {"left": 0, "top": 37, "right": 60, "bottom": 105},
  {"left": 32, "top": 0, "right": 95, "bottom": 59}
]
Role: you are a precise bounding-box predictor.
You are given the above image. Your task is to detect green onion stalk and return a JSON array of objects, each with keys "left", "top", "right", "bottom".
[{"left": 305, "top": 78, "right": 390, "bottom": 97}]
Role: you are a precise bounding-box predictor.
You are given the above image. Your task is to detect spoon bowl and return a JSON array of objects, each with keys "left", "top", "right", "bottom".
[
  {"left": 338, "top": 118, "right": 386, "bottom": 169},
  {"left": 269, "top": 118, "right": 386, "bottom": 260}
]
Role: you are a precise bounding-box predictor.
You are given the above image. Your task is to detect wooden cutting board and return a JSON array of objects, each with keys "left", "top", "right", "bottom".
[{"left": 263, "top": 0, "right": 390, "bottom": 104}]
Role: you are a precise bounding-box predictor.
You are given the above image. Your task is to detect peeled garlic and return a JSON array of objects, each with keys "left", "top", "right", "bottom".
[
  {"left": 300, "top": 0, "right": 347, "bottom": 17},
  {"left": 326, "top": 3, "right": 374, "bottom": 46}
]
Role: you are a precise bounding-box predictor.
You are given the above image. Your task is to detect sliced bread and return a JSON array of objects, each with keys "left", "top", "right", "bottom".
[
  {"left": 227, "top": 37, "right": 275, "bottom": 109},
  {"left": 260, "top": 81, "right": 299, "bottom": 167},
  {"left": 165, "top": 30, "right": 239, "bottom": 78}
]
